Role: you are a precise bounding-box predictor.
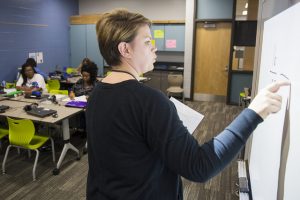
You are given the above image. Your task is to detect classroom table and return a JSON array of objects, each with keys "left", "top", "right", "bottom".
[{"left": 0, "top": 98, "right": 83, "bottom": 175}]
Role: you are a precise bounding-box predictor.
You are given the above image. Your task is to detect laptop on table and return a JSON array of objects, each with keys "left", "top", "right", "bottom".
[
  {"left": 26, "top": 107, "right": 57, "bottom": 118},
  {"left": 0, "top": 105, "right": 9, "bottom": 113}
]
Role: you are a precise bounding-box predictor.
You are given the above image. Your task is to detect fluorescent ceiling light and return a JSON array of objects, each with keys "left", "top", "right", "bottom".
[
  {"left": 245, "top": 3, "right": 248, "bottom": 8},
  {"left": 242, "top": 10, "right": 248, "bottom": 15}
]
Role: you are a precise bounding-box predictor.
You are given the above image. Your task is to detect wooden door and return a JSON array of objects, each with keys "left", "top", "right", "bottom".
[{"left": 194, "top": 22, "right": 232, "bottom": 100}]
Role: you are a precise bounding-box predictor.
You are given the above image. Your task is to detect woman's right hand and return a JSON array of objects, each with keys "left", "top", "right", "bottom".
[{"left": 248, "top": 81, "right": 290, "bottom": 119}]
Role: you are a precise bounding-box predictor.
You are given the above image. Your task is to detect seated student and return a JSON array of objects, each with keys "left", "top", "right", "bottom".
[
  {"left": 71, "top": 62, "right": 98, "bottom": 98},
  {"left": 16, "top": 62, "right": 47, "bottom": 93},
  {"left": 26, "top": 58, "right": 49, "bottom": 81},
  {"left": 70, "top": 62, "right": 98, "bottom": 136},
  {"left": 76, "top": 57, "right": 92, "bottom": 74}
]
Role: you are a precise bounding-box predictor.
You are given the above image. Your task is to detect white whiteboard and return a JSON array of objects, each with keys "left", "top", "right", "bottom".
[{"left": 249, "top": 3, "right": 300, "bottom": 200}]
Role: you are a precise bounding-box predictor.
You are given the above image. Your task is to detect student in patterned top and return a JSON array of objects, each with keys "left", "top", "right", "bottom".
[
  {"left": 70, "top": 62, "right": 98, "bottom": 135},
  {"left": 72, "top": 62, "right": 98, "bottom": 98}
]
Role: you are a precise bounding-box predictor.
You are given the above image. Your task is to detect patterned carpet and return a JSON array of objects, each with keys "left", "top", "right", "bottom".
[{"left": 182, "top": 101, "right": 242, "bottom": 200}]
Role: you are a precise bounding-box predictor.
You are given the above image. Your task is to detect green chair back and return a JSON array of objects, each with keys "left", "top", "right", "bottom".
[
  {"left": 240, "top": 92, "right": 246, "bottom": 98},
  {"left": 5, "top": 82, "right": 16, "bottom": 89},
  {"left": 66, "top": 67, "right": 77, "bottom": 75},
  {"left": 0, "top": 127, "right": 9, "bottom": 149},
  {"left": 7, "top": 117, "right": 35, "bottom": 146},
  {"left": 49, "top": 89, "right": 68, "bottom": 95},
  {"left": 47, "top": 79, "right": 60, "bottom": 91},
  {"left": 0, "top": 127, "right": 9, "bottom": 139},
  {"left": 4, "top": 117, "right": 55, "bottom": 181}
]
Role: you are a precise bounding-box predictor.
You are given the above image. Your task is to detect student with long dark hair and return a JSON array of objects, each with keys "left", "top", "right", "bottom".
[
  {"left": 76, "top": 57, "right": 92, "bottom": 74},
  {"left": 72, "top": 61, "right": 98, "bottom": 97},
  {"left": 70, "top": 62, "right": 98, "bottom": 136},
  {"left": 16, "top": 62, "right": 47, "bottom": 93},
  {"left": 25, "top": 58, "right": 48, "bottom": 80}
]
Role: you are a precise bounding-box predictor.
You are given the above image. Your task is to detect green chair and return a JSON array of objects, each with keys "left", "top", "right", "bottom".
[
  {"left": 5, "top": 82, "right": 16, "bottom": 89},
  {"left": 2, "top": 117, "right": 55, "bottom": 181},
  {"left": 66, "top": 67, "right": 78, "bottom": 75},
  {"left": 239, "top": 92, "right": 251, "bottom": 108},
  {"left": 46, "top": 79, "right": 68, "bottom": 95},
  {"left": 0, "top": 127, "right": 9, "bottom": 149},
  {"left": 47, "top": 79, "right": 60, "bottom": 91},
  {"left": 239, "top": 92, "right": 246, "bottom": 106},
  {"left": 49, "top": 89, "right": 68, "bottom": 95}
]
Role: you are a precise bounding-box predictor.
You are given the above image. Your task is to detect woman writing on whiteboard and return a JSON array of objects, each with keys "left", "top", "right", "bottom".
[{"left": 85, "top": 9, "right": 290, "bottom": 200}]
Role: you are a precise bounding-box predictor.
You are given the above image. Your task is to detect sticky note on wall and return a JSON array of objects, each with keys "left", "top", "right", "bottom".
[
  {"left": 166, "top": 39, "right": 177, "bottom": 49},
  {"left": 154, "top": 30, "right": 164, "bottom": 38},
  {"left": 151, "top": 40, "right": 156, "bottom": 48}
]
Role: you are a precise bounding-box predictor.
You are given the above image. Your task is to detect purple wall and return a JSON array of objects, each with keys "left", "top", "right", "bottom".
[{"left": 0, "top": 0, "right": 79, "bottom": 82}]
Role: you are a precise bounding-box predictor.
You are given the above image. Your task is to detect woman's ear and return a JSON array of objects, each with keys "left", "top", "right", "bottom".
[{"left": 118, "top": 42, "right": 132, "bottom": 59}]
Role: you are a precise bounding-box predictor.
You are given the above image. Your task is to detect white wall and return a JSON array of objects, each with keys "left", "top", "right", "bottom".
[{"left": 79, "top": 0, "right": 186, "bottom": 20}]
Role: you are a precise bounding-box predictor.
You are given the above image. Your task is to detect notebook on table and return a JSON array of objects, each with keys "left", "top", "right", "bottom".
[
  {"left": 26, "top": 107, "right": 57, "bottom": 118},
  {"left": 65, "top": 101, "right": 87, "bottom": 108}
]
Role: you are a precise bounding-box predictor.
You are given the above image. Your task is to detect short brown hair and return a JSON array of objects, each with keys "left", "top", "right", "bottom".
[{"left": 96, "top": 9, "right": 151, "bottom": 66}]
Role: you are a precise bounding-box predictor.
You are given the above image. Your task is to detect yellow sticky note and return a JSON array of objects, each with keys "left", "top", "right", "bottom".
[
  {"left": 151, "top": 39, "right": 156, "bottom": 47},
  {"left": 154, "top": 30, "right": 164, "bottom": 39}
]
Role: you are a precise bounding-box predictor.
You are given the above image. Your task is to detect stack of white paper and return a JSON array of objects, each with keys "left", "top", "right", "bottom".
[
  {"left": 62, "top": 95, "right": 87, "bottom": 102},
  {"left": 170, "top": 97, "right": 204, "bottom": 134}
]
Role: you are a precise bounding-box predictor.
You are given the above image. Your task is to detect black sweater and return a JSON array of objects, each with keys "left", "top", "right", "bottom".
[{"left": 86, "top": 80, "right": 263, "bottom": 200}]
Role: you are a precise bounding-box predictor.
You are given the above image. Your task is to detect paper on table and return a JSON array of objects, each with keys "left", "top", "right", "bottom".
[
  {"left": 53, "top": 94, "right": 68, "bottom": 100},
  {"left": 170, "top": 97, "right": 204, "bottom": 134},
  {"left": 4, "top": 88, "right": 17, "bottom": 93},
  {"left": 62, "top": 95, "right": 87, "bottom": 102}
]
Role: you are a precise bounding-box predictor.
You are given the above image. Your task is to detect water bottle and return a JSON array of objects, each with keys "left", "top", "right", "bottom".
[
  {"left": 1, "top": 80, "right": 6, "bottom": 88},
  {"left": 0, "top": 80, "right": 5, "bottom": 93},
  {"left": 69, "top": 90, "right": 75, "bottom": 100}
]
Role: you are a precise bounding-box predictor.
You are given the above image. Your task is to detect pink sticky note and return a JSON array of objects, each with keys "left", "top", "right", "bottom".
[{"left": 166, "top": 39, "right": 177, "bottom": 48}]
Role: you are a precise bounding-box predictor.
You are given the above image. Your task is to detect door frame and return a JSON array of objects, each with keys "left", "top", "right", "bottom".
[{"left": 190, "top": 0, "right": 237, "bottom": 102}]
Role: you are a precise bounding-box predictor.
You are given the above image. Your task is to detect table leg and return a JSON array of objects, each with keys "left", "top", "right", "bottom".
[{"left": 52, "top": 119, "right": 80, "bottom": 175}]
